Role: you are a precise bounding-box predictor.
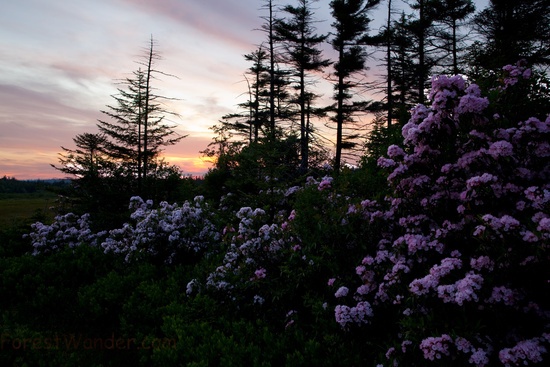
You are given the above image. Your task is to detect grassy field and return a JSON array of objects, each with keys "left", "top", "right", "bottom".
[{"left": 0, "top": 193, "right": 58, "bottom": 229}]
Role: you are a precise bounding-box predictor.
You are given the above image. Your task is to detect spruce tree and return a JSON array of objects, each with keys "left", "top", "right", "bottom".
[
  {"left": 430, "top": 0, "right": 476, "bottom": 75},
  {"left": 472, "top": 0, "right": 550, "bottom": 71},
  {"left": 275, "top": 0, "right": 331, "bottom": 172},
  {"left": 97, "top": 37, "right": 185, "bottom": 196},
  {"left": 329, "top": 0, "right": 381, "bottom": 173}
]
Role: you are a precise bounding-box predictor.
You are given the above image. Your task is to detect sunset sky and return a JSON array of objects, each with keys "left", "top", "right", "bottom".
[{"left": 0, "top": 0, "right": 487, "bottom": 180}]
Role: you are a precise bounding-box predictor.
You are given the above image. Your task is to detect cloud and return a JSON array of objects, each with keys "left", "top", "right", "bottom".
[
  {"left": 0, "top": 0, "right": 286, "bottom": 179},
  {"left": 119, "top": 0, "right": 263, "bottom": 50}
]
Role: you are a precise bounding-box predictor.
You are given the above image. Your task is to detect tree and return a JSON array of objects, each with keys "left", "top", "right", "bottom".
[
  {"left": 329, "top": 0, "right": 381, "bottom": 173},
  {"left": 52, "top": 132, "right": 110, "bottom": 179},
  {"left": 390, "top": 13, "right": 420, "bottom": 123},
  {"left": 97, "top": 37, "right": 185, "bottom": 196},
  {"left": 218, "top": 46, "right": 271, "bottom": 145},
  {"left": 406, "top": 0, "right": 440, "bottom": 104},
  {"left": 430, "top": 0, "right": 475, "bottom": 75},
  {"left": 471, "top": 0, "right": 550, "bottom": 72},
  {"left": 373, "top": 1, "right": 415, "bottom": 127},
  {"left": 260, "top": 0, "right": 279, "bottom": 140},
  {"left": 384, "top": 0, "right": 394, "bottom": 127},
  {"left": 275, "top": 0, "right": 331, "bottom": 172}
]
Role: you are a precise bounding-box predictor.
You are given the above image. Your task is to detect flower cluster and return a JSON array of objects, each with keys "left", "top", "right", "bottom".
[
  {"left": 100, "top": 196, "right": 219, "bottom": 263},
  {"left": 502, "top": 59, "right": 531, "bottom": 89},
  {"left": 419, "top": 334, "right": 453, "bottom": 360},
  {"left": 26, "top": 213, "right": 102, "bottom": 255},
  {"left": 28, "top": 196, "right": 220, "bottom": 264},
  {"left": 334, "top": 301, "right": 373, "bottom": 328},
  {"left": 499, "top": 335, "right": 549, "bottom": 366},
  {"left": 204, "top": 205, "right": 300, "bottom": 295}
]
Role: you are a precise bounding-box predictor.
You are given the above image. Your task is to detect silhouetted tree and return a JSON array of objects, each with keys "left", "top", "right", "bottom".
[
  {"left": 52, "top": 133, "right": 111, "bottom": 179},
  {"left": 430, "top": 0, "right": 475, "bottom": 75},
  {"left": 406, "top": 0, "right": 440, "bottom": 104},
  {"left": 97, "top": 37, "right": 185, "bottom": 196},
  {"left": 220, "top": 46, "right": 271, "bottom": 144},
  {"left": 275, "top": 0, "right": 331, "bottom": 172},
  {"left": 329, "top": 0, "right": 381, "bottom": 173},
  {"left": 471, "top": 0, "right": 550, "bottom": 71}
]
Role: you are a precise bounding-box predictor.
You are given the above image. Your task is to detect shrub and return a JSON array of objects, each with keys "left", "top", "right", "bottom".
[{"left": 334, "top": 64, "right": 550, "bottom": 366}]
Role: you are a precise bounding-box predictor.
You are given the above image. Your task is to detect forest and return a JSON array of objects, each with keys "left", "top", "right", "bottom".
[{"left": 1, "top": 0, "right": 549, "bottom": 366}]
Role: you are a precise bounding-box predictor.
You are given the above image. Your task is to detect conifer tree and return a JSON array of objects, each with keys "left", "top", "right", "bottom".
[
  {"left": 97, "top": 37, "right": 185, "bottom": 195},
  {"left": 406, "top": 0, "right": 440, "bottom": 104},
  {"left": 329, "top": 0, "right": 381, "bottom": 173},
  {"left": 389, "top": 12, "right": 420, "bottom": 124},
  {"left": 53, "top": 132, "right": 110, "bottom": 179},
  {"left": 221, "top": 46, "right": 271, "bottom": 144},
  {"left": 471, "top": 0, "right": 550, "bottom": 71},
  {"left": 275, "top": 0, "right": 331, "bottom": 172},
  {"left": 430, "top": 0, "right": 475, "bottom": 75}
]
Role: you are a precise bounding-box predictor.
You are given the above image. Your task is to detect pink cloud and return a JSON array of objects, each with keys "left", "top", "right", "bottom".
[{"left": 118, "top": 0, "right": 263, "bottom": 51}]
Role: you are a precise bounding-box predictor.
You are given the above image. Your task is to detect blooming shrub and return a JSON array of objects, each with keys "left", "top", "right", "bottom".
[
  {"left": 100, "top": 196, "right": 220, "bottom": 263},
  {"left": 26, "top": 212, "right": 102, "bottom": 255},
  {"left": 28, "top": 196, "right": 220, "bottom": 264},
  {"left": 203, "top": 204, "right": 301, "bottom": 302},
  {"left": 335, "top": 65, "right": 550, "bottom": 365}
]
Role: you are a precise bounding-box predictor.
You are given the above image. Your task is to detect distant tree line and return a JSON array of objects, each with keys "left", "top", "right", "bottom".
[{"left": 0, "top": 176, "right": 69, "bottom": 195}]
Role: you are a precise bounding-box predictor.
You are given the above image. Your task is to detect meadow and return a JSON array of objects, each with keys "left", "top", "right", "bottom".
[{"left": 0, "top": 193, "right": 57, "bottom": 228}]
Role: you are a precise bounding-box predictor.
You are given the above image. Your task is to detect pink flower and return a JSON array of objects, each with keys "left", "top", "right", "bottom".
[
  {"left": 254, "top": 268, "right": 266, "bottom": 279},
  {"left": 420, "top": 334, "right": 453, "bottom": 360},
  {"left": 499, "top": 338, "right": 547, "bottom": 366},
  {"left": 288, "top": 210, "right": 296, "bottom": 221},
  {"left": 318, "top": 176, "right": 333, "bottom": 191}
]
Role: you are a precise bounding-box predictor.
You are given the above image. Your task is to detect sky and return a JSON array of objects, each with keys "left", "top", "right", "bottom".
[{"left": 0, "top": 0, "right": 488, "bottom": 180}]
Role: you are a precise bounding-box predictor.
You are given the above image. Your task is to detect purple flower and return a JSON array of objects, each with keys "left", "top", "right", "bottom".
[
  {"left": 335, "top": 286, "right": 349, "bottom": 298},
  {"left": 488, "top": 140, "right": 514, "bottom": 158},
  {"left": 456, "top": 94, "right": 489, "bottom": 114},
  {"left": 469, "top": 349, "right": 489, "bottom": 367},
  {"left": 254, "top": 268, "right": 267, "bottom": 279},
  {"left": 334, "top": 301, "right": 373, "bottom": 327},
  {"left": 377, "top": 156, "right": 397, "bottom": 168},
  {"left": 318, "top": 176, "right": 333, "bottom": 191},
  {"left": 387, "top": 144, "right": 405, "bottom": 158},
  {"left": 420, "top": 334, "right": 453, "bottom": 360},
  {"left": 499, "top": 338, "right": 547, "bottom": 366}
]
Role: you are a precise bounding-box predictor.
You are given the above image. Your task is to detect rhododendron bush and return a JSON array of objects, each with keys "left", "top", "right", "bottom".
[{"left": 336, "top": 64, "right": 550, "bottom": 366}]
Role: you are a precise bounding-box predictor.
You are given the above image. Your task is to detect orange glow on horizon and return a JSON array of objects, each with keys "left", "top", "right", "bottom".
[{"left": 163, "top": 155, "right": 213, "bottom": 177}]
